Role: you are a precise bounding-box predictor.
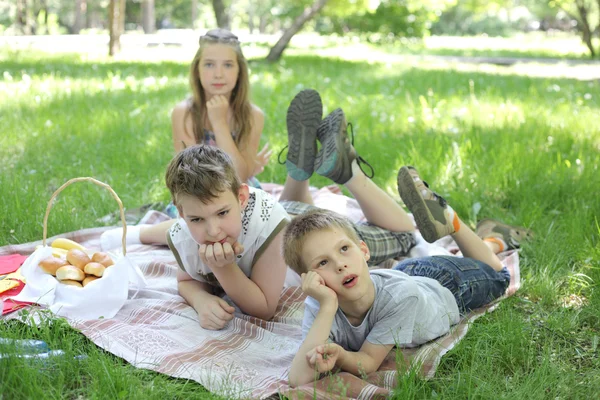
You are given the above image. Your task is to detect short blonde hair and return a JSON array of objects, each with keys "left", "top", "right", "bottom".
[
  {"left": 283, "top": 209, "right": 360, "bottom": 275},
  {"left": 165, "top": 145, "right": 241, "bottom": 206}
]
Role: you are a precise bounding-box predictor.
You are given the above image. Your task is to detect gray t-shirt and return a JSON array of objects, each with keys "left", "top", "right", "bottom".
[{"left": 302, "top": 269, "right": 460, "bottom": 351}]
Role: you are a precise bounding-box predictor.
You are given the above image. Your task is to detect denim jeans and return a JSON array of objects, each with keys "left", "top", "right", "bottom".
[{"left": 393, "top": 256, "right": 510, "bottom": 313}]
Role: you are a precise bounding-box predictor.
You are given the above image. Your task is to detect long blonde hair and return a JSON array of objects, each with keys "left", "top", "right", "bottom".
[{"left": 186, "top": 28, "right": 253, "bottom": 150}]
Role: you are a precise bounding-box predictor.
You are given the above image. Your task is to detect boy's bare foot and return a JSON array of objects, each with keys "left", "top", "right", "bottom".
[{"left": 397, "top": 166, "right": 459, "bottom": 243}]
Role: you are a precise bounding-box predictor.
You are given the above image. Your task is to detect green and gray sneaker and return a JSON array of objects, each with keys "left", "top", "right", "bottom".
[
  {"left": 397, "top": 166, "right": 457, "bottom": 243},
  {"left": 476, "top": 219, "right": 533, "bottom": 250},
  {"left": 280, "top": 89, "right": 323, "bottom": 181},
  {"left": 314, "top": 108, "right": 374, "bottom": 184}
]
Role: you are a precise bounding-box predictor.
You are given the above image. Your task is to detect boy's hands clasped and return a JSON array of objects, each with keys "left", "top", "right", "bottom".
[{"left": 199, "top": 241, "right": 244, "bottom": 270}]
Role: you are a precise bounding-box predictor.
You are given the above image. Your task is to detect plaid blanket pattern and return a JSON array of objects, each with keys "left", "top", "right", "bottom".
[{"left": 1, "top": 184, "right": 520, "bottom": 399}]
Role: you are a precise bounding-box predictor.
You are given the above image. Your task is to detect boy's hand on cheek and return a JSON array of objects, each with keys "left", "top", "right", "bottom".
[
  {"left": 206, "top": 95, "right": 229, "bottom": 131},
  {"left": 196, "top": 295, "right": 235, "bottom": 330},
  {"left": 306, "top": 343, "right": 342, "bottom": 373},
  {"left": 199, "top": 241, "right": 244, "bottom": 269},
  {"left": 301, "top": 271, "right": 337, "bottom": 308}
]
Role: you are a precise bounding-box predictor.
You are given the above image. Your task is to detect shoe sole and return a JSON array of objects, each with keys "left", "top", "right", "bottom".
[
  {"left": 314, "top": 109, "right": 345, "bottom": 180},
  {"left": 397, "top": 167, "right": 441, "bottom": 243},
  {"left": 286, "top": 89, "right": 322, "bottom": 180}
]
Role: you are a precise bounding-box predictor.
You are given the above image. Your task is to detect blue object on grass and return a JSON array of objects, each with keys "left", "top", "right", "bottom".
[{"left": 0, "top": 337, "right": 49, "bottom": 354}]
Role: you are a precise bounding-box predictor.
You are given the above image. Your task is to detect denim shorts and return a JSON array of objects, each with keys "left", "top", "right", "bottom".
[{"left": 393, "top": 256, "right": 510, "bottom": 313}]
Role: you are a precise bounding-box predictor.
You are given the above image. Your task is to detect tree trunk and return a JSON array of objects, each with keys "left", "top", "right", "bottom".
[
  {"left": 575, "top": 0, "right": 595, "bottom": 57},
  {"left": 16, "top": 0, "right": 29, "bottom": 35},
  {"left": 248, "top": 4, "right": 254, "bottom": 33},
  {"left": 259, "top": 15, "right": 267, "bottom": 33},
  {"left": 211, "top": 0, "right": 230, "bottom": 29},
  {"left": 596, "top": 0, "right": 600, "bottom": 57},
  {"left": 141, "top": 0, "right": 155, "bottom": 33},
  {"left": 265, "top": 0, "right": 328, "bottom": 62},
  {"left": 191, "top": 0, "right": 198, "bottom": 28},
  {"left": 108, "top": 0, "right": 126, "bottom": 56},
  {"left": 73, "top": 0, "right": 86, "bottom": 34}
]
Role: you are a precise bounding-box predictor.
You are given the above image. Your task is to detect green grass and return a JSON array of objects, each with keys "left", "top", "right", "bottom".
[
  {"left": 1, "top": 41, "right": 599, "bottom": 398},
  {"left": 279, "top": 32, "right": 597, "bottom": 60}
]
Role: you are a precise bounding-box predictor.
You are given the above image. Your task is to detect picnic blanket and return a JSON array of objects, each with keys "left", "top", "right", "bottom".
[{"left": 1, "top": 184, "right": 520, "bottom": 399}]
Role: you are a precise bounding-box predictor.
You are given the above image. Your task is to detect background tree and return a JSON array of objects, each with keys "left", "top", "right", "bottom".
[
  {"left": 212, "top": 0, "right": 231, "bottom": 29},
  {"left": 266, "top": 0, "right": 328, "bottom": 62},
  {"left": 141, "top": 0, "right": 156, "bottom": 33},
  {"left": 108, "top": 0, "right": 126, "bottom": 56},
  {"left": 73, "top": 0, "right": 86, "bottom": 33},
  {"left": 549, "top": 0, "right": 599, "bottom": 57}
]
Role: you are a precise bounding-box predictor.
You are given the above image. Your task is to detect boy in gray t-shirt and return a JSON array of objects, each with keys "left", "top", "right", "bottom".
[{"left": 284, "top": 166, "right": 513, "bottom": 387}]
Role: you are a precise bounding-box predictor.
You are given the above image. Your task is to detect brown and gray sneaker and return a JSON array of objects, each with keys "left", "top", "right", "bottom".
[
  {"left": 314, "top": 108, "right": 374, "bottom": 184},
  {"left": 397, "top": 166, "right": 458, "bottom": 243},
  {"left": 476, "top": 219, "right": 533, "bottom": 250}
]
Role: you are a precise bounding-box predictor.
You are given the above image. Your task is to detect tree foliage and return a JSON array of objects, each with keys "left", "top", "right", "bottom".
[{"left": 321, "top": 0, "right": 456, "bottom": 40}]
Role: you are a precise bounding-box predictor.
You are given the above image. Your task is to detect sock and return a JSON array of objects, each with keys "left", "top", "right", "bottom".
[
  {"left": 484, "top": 237, "right": 506, "bottom": 253},
  {"left": 344, "top": 160, "right": 362, "bottom": 185},
  {"left": 100, "top": 225, "right": 148, "bottom": 251},
  {"left": 446, "top": 206, "right": 461, "bottom": 233}
]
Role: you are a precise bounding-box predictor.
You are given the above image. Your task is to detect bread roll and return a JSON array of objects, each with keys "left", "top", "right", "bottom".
[
  {"left": 60, "top": 280, "right": 83, "bottom": 287},
  {"left": 91, "top": 252, "right": 114, "bottom": 267},
  {"left": 83, "top": 262, "right": 105, "bottom": 277},
  {"left": 39, "top": 257, "right": 69, "bottom": 276},
  {"left": 56, "top": 265, "right": 85, "bottom": 282},
  {"left": 82, "top": 276, "right": 100, "bottom": 287},
  {"left": 66, "top": 249, "right": 91, "bottom": 270}
]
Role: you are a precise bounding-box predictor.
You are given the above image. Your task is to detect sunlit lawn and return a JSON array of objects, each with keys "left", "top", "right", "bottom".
[{"left": 1, "top": 38, "right": 599, "bottom": 398}]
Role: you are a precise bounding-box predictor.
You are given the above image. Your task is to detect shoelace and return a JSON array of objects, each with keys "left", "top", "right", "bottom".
[
  {"left": 277, "top": 145, "right": 288, "bottom": 165},
  {"left": 347, "top": 123, "right": 375, "bottom": 179},
  {"left": 277, "top": 122, "right": 376, "bottom": 180}
]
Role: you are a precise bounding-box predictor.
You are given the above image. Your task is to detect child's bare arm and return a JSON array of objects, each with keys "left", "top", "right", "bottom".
[
  {"left": 288, "top": 271, "right": 339, "bottom": 387},
  {"left": 208, "top": 230, "right": 286, "bottom": 320},
  {"left": 335, "top": 341, "right": 394, "bottom": 376},
  {"left": 171, "top": 102, "right": 195, "bottom": 153},
  {"left": 177, "top": 269, "right": 235, "bottom": 330}
]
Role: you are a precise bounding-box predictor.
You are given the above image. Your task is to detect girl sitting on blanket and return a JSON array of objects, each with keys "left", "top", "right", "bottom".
[
  {"left": 284, "top": 164, "right": 523, "bottom": 386},
  {"left": 101, "top": 28, "right": 271, "bottom": 249}
]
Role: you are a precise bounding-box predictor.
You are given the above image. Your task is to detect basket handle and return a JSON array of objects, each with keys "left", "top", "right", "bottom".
[{"left": 42, "top": 177, "right": 127, "bottom": 256}]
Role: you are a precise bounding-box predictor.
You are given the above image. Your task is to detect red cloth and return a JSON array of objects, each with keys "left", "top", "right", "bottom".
[
  {"left": 1, "top": 280, "right": 33, "bottom": 315},
  {"left": 3, "top": 299, "right": 31, "bottom": 314},
  {"left": 0, "top": 254, "right": 29, "bottom": 275},
  {"left": 1, "top": 255, "right": 34, "bottom": 315}
]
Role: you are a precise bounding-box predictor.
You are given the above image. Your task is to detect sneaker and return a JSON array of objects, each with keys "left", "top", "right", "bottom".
[
  {"left": 476, "top": 219, "right": 533, "bottom": 250},
  {"left": 314, "top": 108, "right": 374, "bottom": 184},
  {"left": 397, "top": 166, "right": 456, "bottom": 243},
  {"left": 278, "top": 89, "right": 323, "bottom": 181}
]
